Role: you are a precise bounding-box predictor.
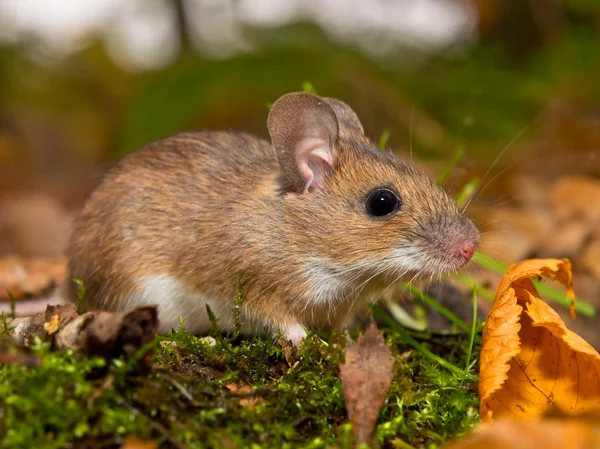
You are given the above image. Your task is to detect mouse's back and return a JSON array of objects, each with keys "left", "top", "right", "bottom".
[{"left": 66, "top": 131, "right": 278, "bottom": 317}]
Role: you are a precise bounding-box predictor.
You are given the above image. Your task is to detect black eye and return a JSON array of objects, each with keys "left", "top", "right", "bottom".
[{"left": 365, "top": 189, "right": 401, "bottom": 217}]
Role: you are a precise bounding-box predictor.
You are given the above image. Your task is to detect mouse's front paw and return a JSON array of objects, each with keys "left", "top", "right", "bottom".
[{"left": 279, "top": 322, "right": 307, "bottom": 348}]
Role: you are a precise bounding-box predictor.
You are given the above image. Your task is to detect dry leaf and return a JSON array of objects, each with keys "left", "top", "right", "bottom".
[
  {"left": 479, "top": 258, "right": 600, "bottom": 421},
  {"left": 7, "top": 304, "right": 158, "bottom": 363},
  {"left": 43, "top": 314, "right": 61, "bottom": 334},
  {"left": 225, "top": 383, "right": 265, "bottom": 411},
  {"left": 120, "top": 436, "right": 157, "bottom": 449},
  {"left": 442, "top": 417, "right": 600, "bottom": 449},
  {"left": 538, "top": 219, "right": 590, "bottom": 259},
  {"left": 0, "top": 254, "right": 67, "bottom": 301},
  {"left": 0, "top": 193, "right": 72, "bottom": 258},
  {"left": 552, "top": 175, "right": 600, "bottom": 223},
  {"left": 479, "top": 207, "right": 554, "bottom": 264},
  {"left": 277, "top": 336, "right": 293, "bottom": 366},
  {"left": 339, "top": 322, "right": 394, "bottom": 447}
]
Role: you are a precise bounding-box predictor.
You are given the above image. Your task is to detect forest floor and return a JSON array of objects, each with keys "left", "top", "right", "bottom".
[{"left": 1, "top": 306, "right": 480, "bottom": 449}]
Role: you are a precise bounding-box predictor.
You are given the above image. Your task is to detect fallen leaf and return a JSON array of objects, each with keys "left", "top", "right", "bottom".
[
  {"left": 552, "top": 175, "right": 600, "bottom": 223},
  {"left": 277, "top": 336, "right": 293, "bottom": 366},
  {"left": 0, "top": 193, "right": 72, "bottom": 258},
  {"left": 120, "top": 436, "right": 157, "bottom": 449},
  {"left": 225, "top": 383, "right": 264, "bottom": 411},
  {"left": 43, "top": 314, "right": 60, "bottom": 334},
  {"left": 6, "top": 303, "right": 77, "bottom": 344},
  {"left": 479, "top": 258, "right": 600, "bottom": 421},
  {"left": 6, "top": 304, "right": 158, "bottom": 363},
  {"left": 538, "top": 219, "right": 590, "bottom": 259},
  {"left": 339, "top": 322, "right": 394, "bottom": 447},
  {"left": 0, "top": 254, "right": 67, "bottom": 301},
  {"left": 442, "top": 417, "right": 600, "bottom": 449},
  {"left": 479, "top": 207, "right": 553, "bottom": 264}
]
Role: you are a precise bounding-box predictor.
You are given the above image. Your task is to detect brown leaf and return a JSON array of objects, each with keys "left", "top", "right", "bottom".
[
  {"left": 45, "top": 303, "right": 78, "bottom": 327},
  {"left": 536, "top": 219, "right": 590, "bottom": 259},
  {"left": 0, "top": 254, "right": 67, "bottom": 301},
  {"left": 479, "top": 258, "right": 600, "bottom": 421},
  {"left": 78, "top": 306, "right": 158, "bottom": 361},
  {"left": 0, "top": 193, "right": 72, "bottom": 258},
  {"left": 277, "top": 336, "right": 293, "bottom": 366},
  {"left": 339, "top": 322, "right": 394, "bottom": 447},
  {"left": 225, "top": 383, "right": 265, "bottom": 411},
  {"left": 442, "top": 417, "right": 600, "bottom": 449},
  {"left": 7, "top": 303, "right": 77, "bottom": 344},
  {"left": 6, "top": 304, "right": 157, "bottom": 363},
  {"left": 552, "top": 175, "right": 600, "bottom": 223},
  {"left": 479, "top": 207, "right": 553, "bottom": 264},
  {"left": 120, "top": 436, "right": 157, "bottom": 449}
]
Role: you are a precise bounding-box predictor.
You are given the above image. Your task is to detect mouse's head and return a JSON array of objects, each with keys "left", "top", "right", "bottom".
[{"left": 267, "top": 92, "right": 480, "bottom": 286}]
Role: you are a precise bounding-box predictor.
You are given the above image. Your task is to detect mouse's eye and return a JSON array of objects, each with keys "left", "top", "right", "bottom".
[{"left": 365, "top": 188, "right": 401, "bottom": 217}]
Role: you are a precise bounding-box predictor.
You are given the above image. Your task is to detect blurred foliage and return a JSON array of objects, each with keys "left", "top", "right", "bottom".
[{"left": 0, "top": 0, "right": 599, "bottom": 198}]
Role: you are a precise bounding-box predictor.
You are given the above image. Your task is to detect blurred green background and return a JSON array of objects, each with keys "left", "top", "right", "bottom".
[{"left": 0, "top": 0, "right": 599, "bottom": 221}]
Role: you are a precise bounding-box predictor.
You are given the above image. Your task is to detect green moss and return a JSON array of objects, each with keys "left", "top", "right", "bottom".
[
  {"left": 0, "top": 313, "right": 15, "bottom": 338},
  {"left": 0, "top": 321, "right": 480, "bottom": 449}
]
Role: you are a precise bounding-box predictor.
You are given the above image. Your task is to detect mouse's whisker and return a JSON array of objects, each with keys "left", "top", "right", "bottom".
[{"left": 462, "top": 124, "right": 529, "bottom": 214}]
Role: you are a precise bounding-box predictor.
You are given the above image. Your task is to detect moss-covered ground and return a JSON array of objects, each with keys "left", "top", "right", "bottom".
[{"left": 0, "top": 314, "right": 481, "bottom": 449}]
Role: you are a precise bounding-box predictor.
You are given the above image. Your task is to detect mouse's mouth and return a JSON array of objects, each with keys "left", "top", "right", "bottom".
[
  {"left": 386, "top": 215, "right": 480, "bottom": 279},
  {"left": 384, "top": 245, "right": 470, "bottom": 282}
]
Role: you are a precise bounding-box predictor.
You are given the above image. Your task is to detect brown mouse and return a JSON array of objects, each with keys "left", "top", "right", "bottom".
[{"left": 65, "top": 92, "right": 480, "bottom": 345}]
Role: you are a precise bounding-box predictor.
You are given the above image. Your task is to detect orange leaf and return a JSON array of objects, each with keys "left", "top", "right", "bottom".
[
  {"left": 225, "top": 383, "right": 264, "bottom": 411},
  {"left": 43, "top": 314, "right": 61, "bottom": 335},
  {"left": 479, "top": 258, "right": 600, "bottom": 421},
  {"left": 442, "top": 417, "right": 600, "bottom": 449},
  {"left": 120, "top": 436, "right": 157, "bottom": 449}
]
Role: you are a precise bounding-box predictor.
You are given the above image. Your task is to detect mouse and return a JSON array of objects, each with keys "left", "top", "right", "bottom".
[{"left": 65, "top": 92, "right": 480, "bottom": 345}]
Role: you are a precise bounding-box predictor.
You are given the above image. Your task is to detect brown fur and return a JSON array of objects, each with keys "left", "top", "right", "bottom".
[{"left": 66, "top": 92, "right": 479, "bottom": 338}]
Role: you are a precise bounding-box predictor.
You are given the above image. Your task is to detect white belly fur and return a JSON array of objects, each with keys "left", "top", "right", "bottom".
[{"left": 123, "top": 275, "right": 264, "bottom": 336}]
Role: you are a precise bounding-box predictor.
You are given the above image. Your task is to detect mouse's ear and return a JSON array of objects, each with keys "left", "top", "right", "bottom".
[
  {"left": 268, "top": 92, "right": 339, "bottom": 193},
  {"left": 323, "top": 98, "right": 364, "bottom": 136}
]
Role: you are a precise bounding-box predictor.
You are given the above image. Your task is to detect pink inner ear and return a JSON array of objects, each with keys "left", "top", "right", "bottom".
[{"left": 295, "top": 137, "right": 334, "bottom": 193}]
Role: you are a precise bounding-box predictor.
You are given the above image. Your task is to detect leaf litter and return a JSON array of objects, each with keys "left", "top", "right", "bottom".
[
  {"left": 479, "top": 258, "right": 600, "bottom": 421},
  {"left": 5, "top": 256, "right": 600, "bottom": 447},
  {"left": 339, "top": 322, "right": 394, "bottom": 447}
]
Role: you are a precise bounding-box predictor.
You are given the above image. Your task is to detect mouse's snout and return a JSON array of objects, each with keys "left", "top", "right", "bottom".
[
  {"left": 446, "top": 215, "right": 480, "bottom": 265},
  {"left": 420, "top": 213, "right": 480, "bottom": 271},
  {"left": 456, "top": 238, "right": 479, "bottom": 262}
]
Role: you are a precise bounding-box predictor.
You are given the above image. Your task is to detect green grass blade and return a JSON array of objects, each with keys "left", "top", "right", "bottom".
[
  {"left": 372, "top": 305, "right": 478, "bottom": 381},
  {"left": 7, "top": 290, "right": 16, "bottom": 319},
  {"left": 455, "top": 177, "right": 480, "bottom": 210},
  {"left": 465, "top": 288, "right": 478, "bottom": 371},
  {"left": 437, "top": 145, "right": 465, "bottom": 185},
  {"left": 378, "top": 129, "right": 390, "bottom": 150},
  {"left": 301, "top": 81, "right": 318, "bottom": 94},
  {"left": 402, "top": 283, "right": 481, "bottom": 343},
  {"left": 453, "top": 274, "right": 494, "bottom": 302}
]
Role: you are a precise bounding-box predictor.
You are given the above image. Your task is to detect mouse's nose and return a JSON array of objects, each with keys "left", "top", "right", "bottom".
[{"left": 458, "top": 240, "right": 477, "bottom": 261}]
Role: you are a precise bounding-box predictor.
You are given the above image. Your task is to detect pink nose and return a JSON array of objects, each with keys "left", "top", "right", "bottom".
[{"left": 458, "top": 241, "right": 477, "bottom": 260}]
